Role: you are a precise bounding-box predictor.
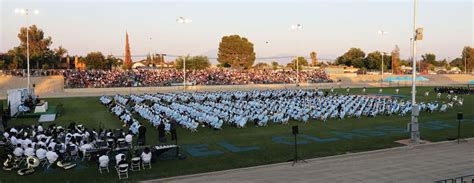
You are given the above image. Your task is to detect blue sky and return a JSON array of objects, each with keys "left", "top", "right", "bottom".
[{"left": 1, "top": 0, "right": 472, "bottom": 63}]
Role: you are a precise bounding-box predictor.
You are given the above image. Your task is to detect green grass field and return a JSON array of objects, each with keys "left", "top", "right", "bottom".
[{"left": 1, "top": 86, "right": 473, "bottom": 183}]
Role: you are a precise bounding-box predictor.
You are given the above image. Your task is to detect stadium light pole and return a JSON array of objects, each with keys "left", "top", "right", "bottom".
[
  {"left": 176, "top": 17, "right": 192, "bottom": 90},
  {"left": 410, "top": 0, "right": 421, "bottom": 143},
  {"left": 149, "top": 37, "right": 154, "bottom": 66},
  {"left": 291, "top": 24, "right": 303, "bottom": 86},
  {"left": 378, "top": 30, "right": 388, "bottom": 87},
  {"left": 15, "top": 8, "right": 39, "bottom": 89}
]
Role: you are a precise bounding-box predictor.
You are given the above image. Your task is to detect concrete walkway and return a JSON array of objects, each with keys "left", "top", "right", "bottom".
[{"left": 145, "top": 139, "right": 474, "bottom": 183}]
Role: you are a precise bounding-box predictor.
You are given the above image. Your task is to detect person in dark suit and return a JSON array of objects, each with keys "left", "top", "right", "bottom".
[
  {"left": 157, "top": 123, "right": 166, "bottom": 143},
  {"left": 138, "top": 124, "right": 146, "bottom": 145}
]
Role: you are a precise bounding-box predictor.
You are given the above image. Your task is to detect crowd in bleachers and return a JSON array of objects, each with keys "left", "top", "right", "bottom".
[
  {"left": 63, "top": 69, "right": 332, "bottom": 88},
  {"left": 1, "top": 69, "right": 63, "bottom": 77},
  {"left": 104, "top": 89, "right": 458, "bottom": 132}
]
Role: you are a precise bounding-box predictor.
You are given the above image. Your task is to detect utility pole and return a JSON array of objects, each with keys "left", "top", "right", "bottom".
[{"left": 410, "top": 0, "right": 421, "bottom": 143}]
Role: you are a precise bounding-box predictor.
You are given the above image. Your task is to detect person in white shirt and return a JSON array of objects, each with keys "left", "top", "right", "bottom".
[
  {"left": 140, "top": 147, "right": 152, "bottom": 163},
  {"left": 80, "top": 141, "right": 93, "bottom": 152},
  {"left": 68, "top": 143, "right": 78, "bottom": 156},
  {"left": 9, "top": 128, "right": 18, "bottom": 134},
  {"left": 48, "top": 139, "right": 57, "bottom": 150},
  {"left": 10, "top": 135, "right": 18, "bottom": 146},
  {"left": 115, "top": 153, "right": 125, "bottom": 165},
  {"left": 37, "top": 124, "right": 44, "bottom": 133},
  {"left": 22, "top": 137, "right": 32, "bottom": 149},
  {"left": 125, "top": 132, "right": 133, "bottom": 145},
  {"left": 46, "top": 147, "right": 59, "bottom": 164},
  {"left": 24, "top": 144, "right": 35, "bottom": 156},
  {"left": 3, "top": 131, "right": 9, "bottom": 139},
  {"left": 36, "top": 146, "right": 47, "bottom": 160},
  {"left": 37, "top": 139, "right": 47, "bottom": 148},
  {"left": 98, "top": 153, "right": 109, "bottom": 168},
  {"left": 16, "top": 137, "right": 24, "bottom": 148},
  {"left": 13, "top": 144, "right": 24, "bottom": 157}
]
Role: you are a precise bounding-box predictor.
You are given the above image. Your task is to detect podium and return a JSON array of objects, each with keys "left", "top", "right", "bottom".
[{"left": 34, "top": 102, "right": 48, "bottom": 113}]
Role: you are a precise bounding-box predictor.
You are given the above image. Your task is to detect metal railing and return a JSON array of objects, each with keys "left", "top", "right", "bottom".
[{"left": 435, "top": 174, "right": 474, "bottom": 183}]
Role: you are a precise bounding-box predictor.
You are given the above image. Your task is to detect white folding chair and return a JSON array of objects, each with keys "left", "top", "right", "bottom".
[
  {"left": 99, "top": 162, "right": 110, "bottom": 174},
  {"left": 142, "top": 158, "right": 151, "bottom": 169},
  {"left": 130, "top": 157, "right": 141, "bottom": 171},
  {"left": 82, "top": 150, "right": 92, "bottom": 161},
  {"left": 117, "top": 164, "right": 129, "bottom": 179}
]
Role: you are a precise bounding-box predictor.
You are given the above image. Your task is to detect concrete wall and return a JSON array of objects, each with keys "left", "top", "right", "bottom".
[
  {"left": 1, "top": 74, "right": 472, "bottom": 99},
  {"left": 0, "top": 76, "right": 64, "bottom": 99}
]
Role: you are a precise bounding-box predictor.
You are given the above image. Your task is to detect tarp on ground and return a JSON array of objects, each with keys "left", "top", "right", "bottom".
[{"left": 384, "top": 76, "right": 429, "bottom": 82}]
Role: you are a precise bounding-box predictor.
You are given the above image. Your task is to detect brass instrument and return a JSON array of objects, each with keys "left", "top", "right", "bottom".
[
  {"left": 57, "top": 160, "right": 76, "bottom": 170},
  {"left": 17, "top": 156, "right": 40, "bottom": 175},
  {"left": 3, "top": 154, "right": 18, "bottom": 171}
]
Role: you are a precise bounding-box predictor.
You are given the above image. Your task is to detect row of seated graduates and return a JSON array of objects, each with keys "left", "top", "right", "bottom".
[{"left": 434, "top": 87, "right": 474, "bottom": 95}]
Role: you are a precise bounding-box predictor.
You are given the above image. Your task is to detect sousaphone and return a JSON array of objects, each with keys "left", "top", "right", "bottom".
[{"left": 17, "top": 156, "right": 40, "bottom": 175}]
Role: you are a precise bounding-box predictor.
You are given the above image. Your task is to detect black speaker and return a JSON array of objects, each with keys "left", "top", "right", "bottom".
[
  {"left": 292, "top": 125, "right": 299, "bottom": 135},
  {"left": 457, "top": 112, "right": 463, "bottom": 120}
]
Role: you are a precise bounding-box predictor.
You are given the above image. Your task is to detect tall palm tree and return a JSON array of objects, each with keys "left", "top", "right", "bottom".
[{"left": 54, "top": 46, "right": 67, "bottom": 69}]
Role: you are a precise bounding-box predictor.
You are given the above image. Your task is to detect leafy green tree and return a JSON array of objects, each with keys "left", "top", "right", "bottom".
[
  {"left": 399, "top": 59, "right": 411, "bottom": 66},
  {"left": 0, "top": 60, "right": 5, "bottom": 70},
  {"left": 41, "top": 63, "right": 49, "bottom": 70},
  {"left": 17, "top": 25, "right": 53, "bottom": 69},
  {"left": 450, "top": 57, "right": 465, "bottom": 71},
  {"left": 336, "top": 48, "right": 365, "bottom": 66},
  {"left": 175, "top": 55, "right": 211, "bottom": 70},
  {"left": 54, "top": 46, "right": 68, "bottom": 68},
  {"left": 287, "top": 57, "right": 308, "bottom": 70},
  {"left": 217, "top": 35, "right": 256, "bottom": 69},
  {"left": 271, "top": 61, "right": 279, "bottom": 70},
  {"left": 363, "top": 51, "right": 391, "bottom": 70},
  {"left": 3, "top": 48, "right": 24, "bottom": 69},
  {"left": 365, "top": 51, "right": 381, "bottom": 70},
  {"left": 253, "top": 63, "right": 269, "bottom": 70},
  {"left": 352, "top": 57, "right": 365, "bottom": 69},
  {"left": 105, "top": 55, "right": 123, "bottom": 70},
  {"left": 420, "top": 53, "right": 438, "bottom": 71},
  {"left": 84, "top": 51, "right": 107, "bottom": 70},
  {"left": 421, "top": 53, "right": 438, "bottom": 65}
]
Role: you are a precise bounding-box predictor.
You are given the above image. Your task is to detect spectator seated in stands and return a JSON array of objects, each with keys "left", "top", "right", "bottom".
[{"left": 63, "top": 69, "right": 333, "bottom": 88}]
